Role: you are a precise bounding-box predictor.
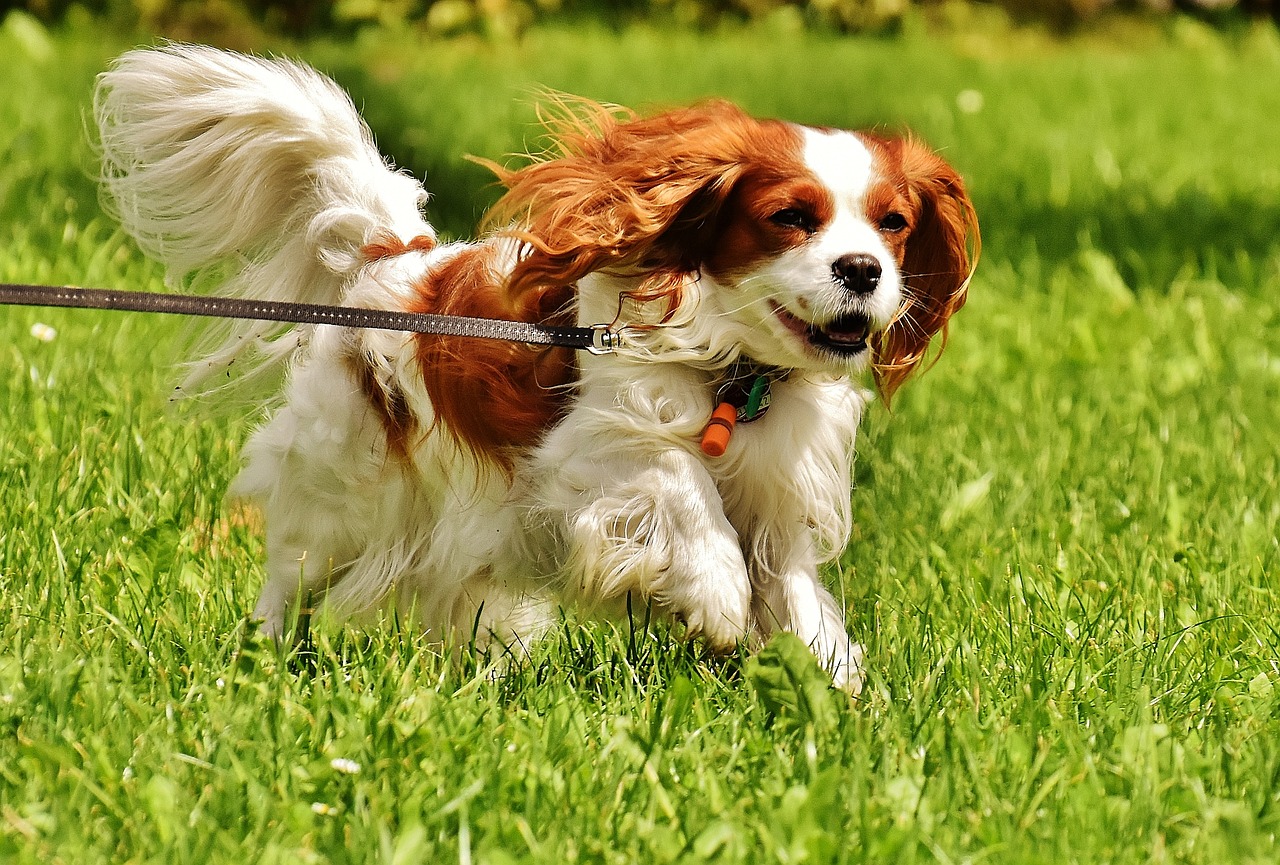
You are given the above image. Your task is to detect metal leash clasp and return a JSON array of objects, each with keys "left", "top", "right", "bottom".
[{"left": 587, "top": 323, "right": 628, "bottom": 355}]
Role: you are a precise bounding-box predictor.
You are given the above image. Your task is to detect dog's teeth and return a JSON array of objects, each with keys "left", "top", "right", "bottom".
[{"left": 825, "top": 327, "right": 867, "bottom": 344}]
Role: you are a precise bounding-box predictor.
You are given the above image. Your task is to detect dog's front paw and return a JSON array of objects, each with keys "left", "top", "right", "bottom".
[
  {"left": 658, "top": 527, "right": 752, "bottom": 653},
  {"left": 562, "top": 479, "right": 753, "bottom": 651},
  {"left": 824, "top": 639, "right": 866, "bottom": 695},
  {"left": 750, "top": 569, "right": 866, "bottom": 694},
  {"left": 669, "top": 577, "right": 751, "bottom": 653}
]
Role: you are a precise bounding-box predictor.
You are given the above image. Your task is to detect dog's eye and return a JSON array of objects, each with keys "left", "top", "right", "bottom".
[
  {"left": 878, "top": 212, "right": 908, "bottom": 233},
  {"left": 769, "top": 208, "right": 817, "bottom": 234}
]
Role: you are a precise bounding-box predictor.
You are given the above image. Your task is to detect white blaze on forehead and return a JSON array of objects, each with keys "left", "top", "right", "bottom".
[
  {"left": 801, "top": 127, "right": 876, "bottom": 216},
  {"left": 792, "top": 126, "right": 902, "bottom": 335}
]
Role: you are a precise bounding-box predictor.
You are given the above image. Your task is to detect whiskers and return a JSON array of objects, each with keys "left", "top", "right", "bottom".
[{"left": 884, "top": 281, "right": 931, "bottom": 341}]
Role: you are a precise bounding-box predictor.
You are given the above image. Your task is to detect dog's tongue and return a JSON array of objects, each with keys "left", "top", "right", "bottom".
[{"left": 823, "top": 318, "right": 868, "bottom": 344}]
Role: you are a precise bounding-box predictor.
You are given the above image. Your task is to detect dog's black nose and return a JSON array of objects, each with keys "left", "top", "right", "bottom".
[{"left": 832, "top": 253, "right": 882, "bottom": 294}]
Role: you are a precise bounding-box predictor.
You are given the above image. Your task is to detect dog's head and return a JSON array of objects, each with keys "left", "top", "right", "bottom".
[{"left": 487, "top": 98, "right": 978, "bottom": 400}]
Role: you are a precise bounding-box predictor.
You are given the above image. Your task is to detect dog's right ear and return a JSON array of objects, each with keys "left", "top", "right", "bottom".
[{"left": 479, "top": 97, "right": 756, "bottom": 310}]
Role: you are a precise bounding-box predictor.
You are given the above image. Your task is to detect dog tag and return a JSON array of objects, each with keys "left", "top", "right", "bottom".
[{"left": 699, "top": 364, "right": 783, "bottom": 457}]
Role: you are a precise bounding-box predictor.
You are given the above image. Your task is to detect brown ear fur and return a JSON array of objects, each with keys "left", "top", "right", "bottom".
[
  {"left": 872, "top": 141, "right": 980, "bottom": 402},
  {"left": 479, "top": 97, "right": 767, "bottom": 313},
  {"left": 409, "top": 244, "right": 577, "bottom": 473}
]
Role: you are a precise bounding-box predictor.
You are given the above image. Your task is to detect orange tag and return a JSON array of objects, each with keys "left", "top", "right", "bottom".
[{"left": 700, "top": 402, "right": 737, "bottom": 457}]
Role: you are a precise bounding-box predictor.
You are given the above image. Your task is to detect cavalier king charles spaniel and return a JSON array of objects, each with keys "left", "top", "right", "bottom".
[{"left": 95, "top": 45, "right": 977, "bottom": 692}]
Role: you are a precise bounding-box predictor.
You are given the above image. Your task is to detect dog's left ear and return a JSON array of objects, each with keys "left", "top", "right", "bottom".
[
  {"left": 481, "top": 98, "right": 753, "bottom": 312},
  {"left": 872, "top": 140, "right": 980, "bottom": 402}
]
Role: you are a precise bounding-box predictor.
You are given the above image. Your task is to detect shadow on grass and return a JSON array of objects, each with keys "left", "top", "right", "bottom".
[{"left": 976, "top": 183, "right": 1279, "bottom": 293}]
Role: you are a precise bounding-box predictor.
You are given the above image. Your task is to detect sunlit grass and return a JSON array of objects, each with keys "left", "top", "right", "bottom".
[{"left": 2, "top": 14, "right": 1279, "bottom": 864}]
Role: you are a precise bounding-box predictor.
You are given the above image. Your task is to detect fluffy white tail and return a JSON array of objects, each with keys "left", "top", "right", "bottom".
[{"left": 94, "top": 44, "right": 432, "bottom": 390}]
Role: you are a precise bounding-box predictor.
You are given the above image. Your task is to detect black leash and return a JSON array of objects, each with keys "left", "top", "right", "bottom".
[{"left": 0, "top": 283, "right": 625, "bottom": 354}]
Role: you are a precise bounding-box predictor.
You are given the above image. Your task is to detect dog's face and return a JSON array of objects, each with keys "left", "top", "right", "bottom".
[
  {"left": 490, "top": 100, "right": 978, "bottom": 398},
  {"left": 700, "top": 128, "right": 912, "bottom": 374}
]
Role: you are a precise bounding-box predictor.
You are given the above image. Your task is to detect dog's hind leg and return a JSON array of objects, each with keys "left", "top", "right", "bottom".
[
  {"left": 447, "top": 575, "right": 555, "bottom": 659},
  {"left": 232, "top": 340, "right": 414, "bottom": 639}
]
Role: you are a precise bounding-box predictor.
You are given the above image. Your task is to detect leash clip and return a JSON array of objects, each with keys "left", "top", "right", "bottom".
[{"left": 587, "top": 323, "right": 627, "bottom": 355}]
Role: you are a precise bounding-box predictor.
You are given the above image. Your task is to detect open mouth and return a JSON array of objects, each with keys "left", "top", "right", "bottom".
[{"left": 772, "top": 305, "right": 872, "bottom": 357}]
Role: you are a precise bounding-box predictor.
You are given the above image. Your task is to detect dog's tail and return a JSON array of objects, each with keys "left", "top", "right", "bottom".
[{"left": 94, "top": 44, "right": 433, "bottom": 391}]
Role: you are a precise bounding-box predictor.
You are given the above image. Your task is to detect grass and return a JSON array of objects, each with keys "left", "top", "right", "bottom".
[{"left": 2, "top": 11, "right": 1280, "bottom": 864}]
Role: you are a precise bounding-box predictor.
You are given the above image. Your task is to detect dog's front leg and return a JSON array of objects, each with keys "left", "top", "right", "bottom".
[
  {"left": 547, "top": 447, "right": 751, "bottom": 652},
  {"left": 751, "top": 538, "right": 865, "bottom": 694}
]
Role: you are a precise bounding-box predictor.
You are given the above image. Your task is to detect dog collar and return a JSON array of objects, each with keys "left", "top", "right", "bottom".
[{"left": 699, "top": 360, "right": 790, "bottom": 457}]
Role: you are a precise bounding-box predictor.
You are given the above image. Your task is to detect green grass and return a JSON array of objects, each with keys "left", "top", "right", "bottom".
[{"left": 3, "top": 13, "right": 1280, "bottom": 864}]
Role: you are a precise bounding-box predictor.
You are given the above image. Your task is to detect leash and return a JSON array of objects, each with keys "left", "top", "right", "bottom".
[
  {"left": 0, "top": 282, "right": 625, "bottom": 354},
  {"left": 2, "top": 281, "right": 780, "bottom": 459}
]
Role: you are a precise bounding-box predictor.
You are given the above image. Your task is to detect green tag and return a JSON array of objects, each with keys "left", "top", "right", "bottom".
[
  {"left": 714, "top": 361, "right": 784, "bottom": 425},
  {"left": 742, "top": 375, "right": 770, "bottom": 421}
]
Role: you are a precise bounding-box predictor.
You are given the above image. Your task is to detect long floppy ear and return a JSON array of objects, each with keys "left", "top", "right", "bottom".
[
  {"left": 479, "top": 97, "right": 757, "bottom": 310},
  {"left": 872, "top": 141, "right": 980, "bottom": 402}
]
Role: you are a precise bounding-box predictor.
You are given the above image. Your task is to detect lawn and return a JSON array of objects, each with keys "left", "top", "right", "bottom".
[{"left": 2, "top": 11, "right": 1280, "bottom": 864}]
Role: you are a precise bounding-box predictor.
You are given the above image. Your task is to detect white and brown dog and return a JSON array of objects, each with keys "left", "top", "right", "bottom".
[{"left": 95, "top": 45, "right": 977, "bottom": 691}]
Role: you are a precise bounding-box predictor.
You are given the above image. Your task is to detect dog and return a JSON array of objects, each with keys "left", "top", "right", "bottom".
[{"left": 94, "top": 44, "right": 977, "bottom": 692}]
